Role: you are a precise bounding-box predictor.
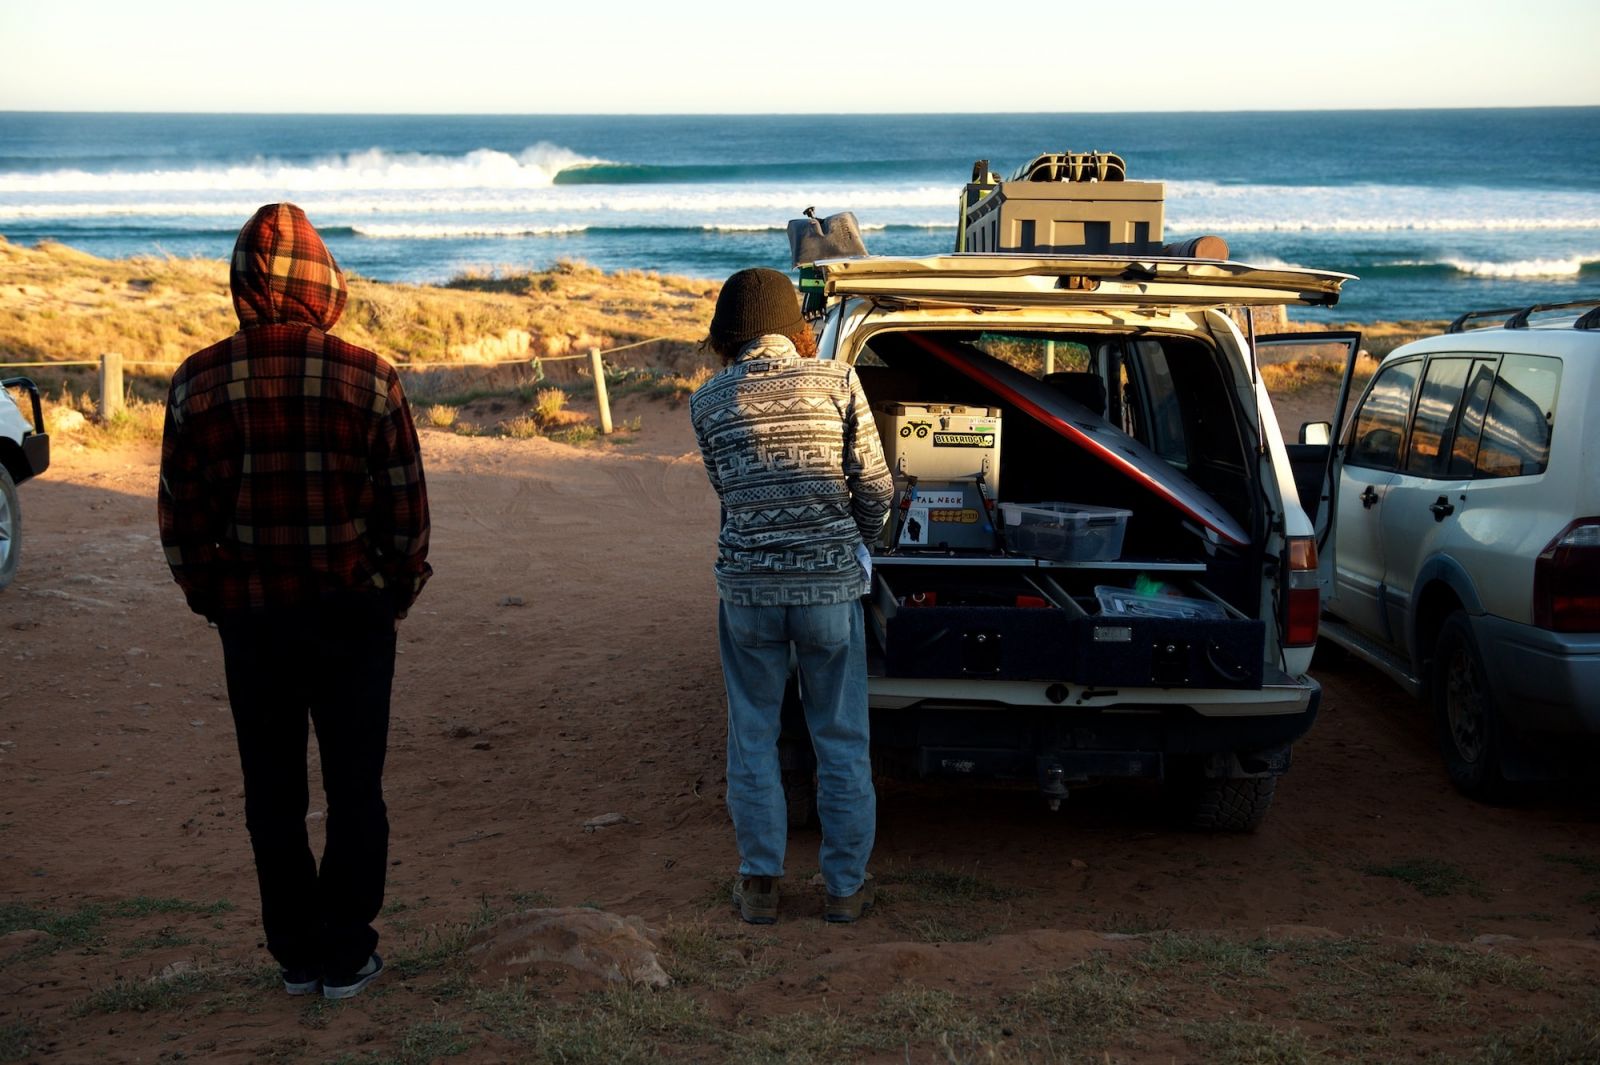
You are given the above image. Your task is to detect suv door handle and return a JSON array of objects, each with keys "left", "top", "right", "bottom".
[
  {"left": 1429, "top": 495, "right": 1455, "bottom": 522},
  {"left": 1360, "top": 485, "right": 1379, "bottom": 509}
]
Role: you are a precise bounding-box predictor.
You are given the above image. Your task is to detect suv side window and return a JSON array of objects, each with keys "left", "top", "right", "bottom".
[
  {"left": 1347, "top": 358, "right": 1421, "bottom": 471},
  {"left": 1475, "top": 354, "right": 1562, "bottom": 478},
  {"left": 1403, "top": 357, "right": 1472, "bottom": 476},
  {"left": 1404, "top": 356, "right": 1499, "bottom": 478},
  {"left": 1445, "top": 359, "right": 1498, "bottom": 477},
  {"left": 1125, "top": 340, "right": 1187, "bottom": 467}
]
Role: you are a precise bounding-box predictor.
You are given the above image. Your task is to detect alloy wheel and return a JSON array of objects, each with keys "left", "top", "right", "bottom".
[
  {"left": 1444, "top": 644, "right": 1487, "bottom": 763},
  {"left": 0, "top": 488, "right": 12, "bottom": 571}
]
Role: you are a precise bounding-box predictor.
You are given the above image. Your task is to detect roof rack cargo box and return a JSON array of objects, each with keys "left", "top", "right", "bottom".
[{"left": 958, "top": 152, "right": 1164, "bottom": 257}]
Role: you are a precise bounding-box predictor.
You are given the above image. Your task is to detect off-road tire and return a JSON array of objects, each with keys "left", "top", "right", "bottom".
[
  {"left": 0, "top": 464, "right": 19, "bottom": 592},
  {"left": 1165, "top": 771, "right": 1277, "bottom": 832},
  {"left": 1433, "top": 610, "right": 1510, "bottom": 801}
]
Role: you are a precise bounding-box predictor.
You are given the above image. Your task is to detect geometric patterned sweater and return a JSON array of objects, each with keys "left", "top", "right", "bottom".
[{"left": 690, "top": 335, "right": 893, "bottom": 605}]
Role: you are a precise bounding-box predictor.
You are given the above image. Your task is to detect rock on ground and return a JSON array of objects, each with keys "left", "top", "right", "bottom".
[{"left": 469, "top": 907, "right": 670, "bottom": 989}]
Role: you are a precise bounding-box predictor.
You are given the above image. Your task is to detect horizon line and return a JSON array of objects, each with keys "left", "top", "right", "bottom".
[{"left": 4, "top": 104, "right": 1599, "bottom": 118}]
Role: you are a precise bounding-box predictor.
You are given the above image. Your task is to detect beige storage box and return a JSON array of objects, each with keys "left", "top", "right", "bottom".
[
  {"left": 958, "top": 152, "right": 1165, "bottom": 256},
  {"left": 874, "top": 402, "right": 1002, "bottom": 494}
]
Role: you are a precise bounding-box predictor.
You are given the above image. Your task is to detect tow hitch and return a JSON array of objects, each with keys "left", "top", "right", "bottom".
[{"left": 1039, "top": 761, "right": 1070, "bottom": 812}]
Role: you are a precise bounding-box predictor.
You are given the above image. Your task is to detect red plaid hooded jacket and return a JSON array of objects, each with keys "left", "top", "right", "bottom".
[{"left": 158, "top": 203, "right": 432, "bottom": 619}]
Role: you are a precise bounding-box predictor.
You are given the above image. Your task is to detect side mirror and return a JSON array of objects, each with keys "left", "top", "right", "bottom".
[{"left": 1298, "top": 421, "right": 1332, "bottom": 446}]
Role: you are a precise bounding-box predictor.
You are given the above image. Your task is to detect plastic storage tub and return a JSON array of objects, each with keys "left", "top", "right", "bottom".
[
  {"left": 1095, "top": 586, "right": 1227, "bottom": 620},
  {"left": 999, "top": 501, "right": 1131, "bottom": 562}
]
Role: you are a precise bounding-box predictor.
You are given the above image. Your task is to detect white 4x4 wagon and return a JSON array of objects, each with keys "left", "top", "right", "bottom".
[
  {"left": 779, "top": 254, "right": 1360, "bottom": 831},
  {"left": 1320, "top": 299, "right": 1600, "bottom": 796}
]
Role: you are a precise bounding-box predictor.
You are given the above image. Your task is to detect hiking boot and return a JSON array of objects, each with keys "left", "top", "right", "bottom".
[
  {"left": 732, "top": 876, "right": 779, "bottom": 924},
  {"left": 322, "top": 953, "right": 383, "bottom": 1000},
  {"left": 825, "top": 875, "right": 876, "bottom": 923},
  {"left": 282, "top": 967, "right": 320, "bottom": 996}
]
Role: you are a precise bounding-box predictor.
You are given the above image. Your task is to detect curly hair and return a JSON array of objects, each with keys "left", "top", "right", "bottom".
[{"left": 704, "top": 324, "right": 818, "bottom": 364}]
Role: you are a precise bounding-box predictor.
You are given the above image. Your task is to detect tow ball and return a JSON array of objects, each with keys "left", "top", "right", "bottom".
[{"left": 1039, "top": 762, "right": 1070, "bottom": 812}]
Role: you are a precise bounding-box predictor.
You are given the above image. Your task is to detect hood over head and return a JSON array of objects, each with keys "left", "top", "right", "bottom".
[{"left": 230, "top": 203, "right": 348, "bottom": 330}]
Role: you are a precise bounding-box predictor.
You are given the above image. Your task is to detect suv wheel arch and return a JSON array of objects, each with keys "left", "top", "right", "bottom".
[
  {"left": 1410, "top": 569, "right": 1476, "bottom": 686},
  {"left": 0, "top": 438, "right": 27, "bottom": 484}
]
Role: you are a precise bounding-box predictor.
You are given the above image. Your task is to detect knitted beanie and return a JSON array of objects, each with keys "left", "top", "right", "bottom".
[{"left": 709, "top": 268, "right": 805, "bottom": 347}]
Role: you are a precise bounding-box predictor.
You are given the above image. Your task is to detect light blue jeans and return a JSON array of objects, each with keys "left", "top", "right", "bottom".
[{"left": 718, "top": 600, "right": 875, "bottom": 898}]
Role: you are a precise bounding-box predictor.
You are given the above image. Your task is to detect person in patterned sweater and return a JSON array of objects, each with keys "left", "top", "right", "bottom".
[
  {"left": 690, "top": 268, "right": 893, "bottom": 924},
  {"left": 158, "top": 203, "right": 430, "bottom": 1000}
]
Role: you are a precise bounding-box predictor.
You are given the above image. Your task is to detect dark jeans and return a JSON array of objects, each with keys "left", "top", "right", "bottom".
[{"left": 218, "top": 595, "right": 396, "bottom": 975}]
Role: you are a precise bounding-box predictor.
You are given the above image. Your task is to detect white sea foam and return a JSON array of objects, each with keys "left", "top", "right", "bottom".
[
  {"left": 5, "top": 167, "right": 1600, "bottom": 240},
  {"left": 0, "top": 143, "right": 609, "bottom": 194},
  {"left": 1440, "top": 255, "right": 1595, "bottom": 278},
  {"left": 0, "top": 186, "right": 962, "bottom": 221},
  {"left": 350, "top": 222, "right": 588, "bottom": 239},
  {"left": 698, "top": 222, "right": 915, "bottom": 232},
  {"left": 1170, "top": 217, "right": 1600, "bottom": 233}
]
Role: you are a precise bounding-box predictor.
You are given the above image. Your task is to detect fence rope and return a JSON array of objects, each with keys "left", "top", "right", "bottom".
[{"left": 0, "top": 333, "right": 701, "bottom": 373}]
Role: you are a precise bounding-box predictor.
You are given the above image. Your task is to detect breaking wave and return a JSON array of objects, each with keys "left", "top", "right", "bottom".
[
  {"left": 349, "top": 222, "right": 589, "bottom": 239},
  {"left": 1439, "top": 256, "right": 1598, "bottom": 279},
  {"left": 0, "top": 143, "right": 610, "bottom": 194}
]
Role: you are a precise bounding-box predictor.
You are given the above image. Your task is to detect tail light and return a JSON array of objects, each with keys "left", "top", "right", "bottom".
[
  {"left": 1533, "top": 519, "right": 1600, "bottom": 632},
  {"left": 1284, "top": 536, "right": 1319, "bottom": 647}
]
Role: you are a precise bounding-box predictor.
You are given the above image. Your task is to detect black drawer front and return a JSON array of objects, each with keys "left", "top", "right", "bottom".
[
  {"left": 883, "top": 606, "right": 1074, "bottom": 680},
  {"left": 1071, "top": 617, "right": 1265, "bottom": 690},
  {"left": 880, "top": 608, "right": 1265, "bottom": 689}
]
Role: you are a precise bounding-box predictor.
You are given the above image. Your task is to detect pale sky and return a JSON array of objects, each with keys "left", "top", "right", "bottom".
[{"left": 2, "top": 0, "right": 1597, "bottom": 113}]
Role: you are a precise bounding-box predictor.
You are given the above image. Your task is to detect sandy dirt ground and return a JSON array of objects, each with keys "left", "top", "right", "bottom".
[{"left": 3, "top": 388, "right": 1599, "bottom": 1064}]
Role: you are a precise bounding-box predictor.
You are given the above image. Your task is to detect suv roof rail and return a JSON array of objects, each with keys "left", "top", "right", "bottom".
[{"left": 1449, "top": 298, "right": 1600, "bottom": 333}]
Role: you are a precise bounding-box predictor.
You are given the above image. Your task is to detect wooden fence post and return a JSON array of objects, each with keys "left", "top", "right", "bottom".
[
  {"left": 98, "top": 352, "right": 124, "bottom": 419},
  {"left": 589, "top": 348, "right": 613, "bottom": 435}
]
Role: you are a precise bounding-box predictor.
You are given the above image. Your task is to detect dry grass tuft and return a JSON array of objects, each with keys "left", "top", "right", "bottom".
[
  {"left": 531, "top": 387, "right": 568, "bottom": 425},
  {"left": 501, "top": 415, "right": 543, "bottom": 440},
  {"left": 423, "top": 403, "right": 459, "bottom": 429}
]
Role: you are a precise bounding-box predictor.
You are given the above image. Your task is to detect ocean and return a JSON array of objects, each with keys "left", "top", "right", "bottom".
[{"left": 2, "top": 110, "right": 1597, "bottom": 323}]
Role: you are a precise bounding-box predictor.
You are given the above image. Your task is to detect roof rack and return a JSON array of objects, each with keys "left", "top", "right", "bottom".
[{"left": 1448, "top": 298, "right": 1600, "bottom": 333}]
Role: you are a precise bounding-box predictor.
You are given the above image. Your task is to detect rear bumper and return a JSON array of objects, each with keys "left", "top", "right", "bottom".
[
  {"left": 1473, "top": 615, "right": 1600, "bottom": 734},
  {"left": 868, "top": 675, "right": 1321, "bottom": 781}
]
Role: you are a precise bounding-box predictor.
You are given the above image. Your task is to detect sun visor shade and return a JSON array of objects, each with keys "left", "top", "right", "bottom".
[{"left": 897, "top": 334, "right": 1250, "bottom": 547}]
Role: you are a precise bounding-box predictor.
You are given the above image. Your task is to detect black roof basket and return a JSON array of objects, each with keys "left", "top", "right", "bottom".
[{"left": 1449, "top": 298, "right": 1600, "bottom": 333}]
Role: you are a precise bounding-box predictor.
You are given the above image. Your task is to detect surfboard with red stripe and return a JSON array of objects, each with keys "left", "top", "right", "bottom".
[{"left": 904, "top": 333, "right": 1250, "bottom": 547}]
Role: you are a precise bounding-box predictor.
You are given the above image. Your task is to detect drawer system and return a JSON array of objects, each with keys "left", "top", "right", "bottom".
[{"left": 870, "top": 561, "right": 1264, "bottom": 690}]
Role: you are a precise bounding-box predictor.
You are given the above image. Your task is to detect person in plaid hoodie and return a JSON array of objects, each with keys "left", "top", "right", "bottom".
[{"left": 158, "top": 203, "right": 430, "bottom": 1000}]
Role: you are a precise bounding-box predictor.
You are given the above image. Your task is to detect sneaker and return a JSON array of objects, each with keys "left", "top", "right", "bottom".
[
  {"left": 282, "top": 967, "right": 320, "bottom": 996},
  {"left": 825, "top": 875, "right": 876, "bottom": 923},
  {"left": 322, "top": 952, "right": 383, "bottom": 1000},
  {"left": 732, "top": 876, "right": 779, "bottom": 925}
]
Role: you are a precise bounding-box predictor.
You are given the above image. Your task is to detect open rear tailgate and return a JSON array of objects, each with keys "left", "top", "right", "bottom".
[{"left": 819, "top": 254, "right": 1352, "bottom": 309}]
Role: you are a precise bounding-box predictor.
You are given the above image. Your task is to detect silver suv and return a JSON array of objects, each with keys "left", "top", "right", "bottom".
[
  {"left": 0, "top": 378, "right": 50, "bottom": 590},
  {"left": 1319, "top": 299, "right": 1600, "bottom": 797},
  {"left": 781, "top": 254, "right": 1359, "bottom": 831}
]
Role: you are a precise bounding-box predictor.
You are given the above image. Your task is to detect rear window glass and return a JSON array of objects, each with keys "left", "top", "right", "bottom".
[
  {"left": 1126, "top": 340, "right": 1187, "bottom": 467},
  {"left": 969, "top": 333, "right": 1090, "bottom": 376},
  {"left": 1475, "top": 354, "right": 1561, "bottom": 478}
]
